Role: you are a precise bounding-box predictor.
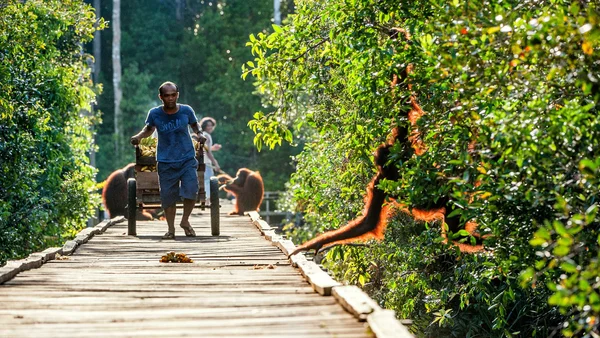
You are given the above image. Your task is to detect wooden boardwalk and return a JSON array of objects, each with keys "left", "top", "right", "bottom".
[{"left": 0, "top": 201, "right": 375, "bottom": 337}]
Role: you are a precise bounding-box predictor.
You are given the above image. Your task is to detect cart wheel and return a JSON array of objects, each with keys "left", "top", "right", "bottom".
[
  {"left": 127, "top": 178, "right": 137, "bottom": 236},
  {"left": 209, "top": 176, "right": 220, "bottom": 236}
]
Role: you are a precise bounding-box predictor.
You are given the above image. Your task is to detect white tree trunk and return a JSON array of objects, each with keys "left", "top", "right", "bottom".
[
  {"left": 91, "top": 0, "right": 101, "bottom": 169},
  {"left": 93, "top": 0, "right": 101, "bottom": 88},
  {"left": 176, "top": 0, "right": 183, "bottom": 21},
  {"left": 274, "top": 0, "right": 281, "bottom": 25},
  {"left": 112, "top": 0, "right": 122, "bottom": 158}
]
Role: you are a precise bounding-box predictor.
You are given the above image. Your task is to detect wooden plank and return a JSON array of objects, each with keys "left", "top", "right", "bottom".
[
  {"left": 263, "top": 230, "right": 279, "bottom": 241},
  {"left": 297, "top": 260, "right": 341, "bottom": 296},
  {"left": 61, "top": 240, "right": 78, "bottom": 255},
  {"left": 136, "top": 155, "right": 156, "bottom": 166},
  {"left": 92, "top": 219, "right": 112, "bottom": 233},
  {"left": 135, "top": 171, "right": 159, "bottom": 190},
  {"left": 0, "top": 265, "right": 19, "bottom": 284},
  {"left": 290, "top": 252, "right": 308, "bottom": 267},
  {"left": 74, "top": 227, "right": 98, "bottom": 245},
  {"left": 247, "top": 211, "right": 261, "bottom": 222},
  {"left": 0, "top": 256, "right": 43, "bottom": 284},
  {"left": 367, "top": 309, "right": 414, "bottom": 338},
  {"left": 0, "top": 219, "right": 120, "bottom": 285},
  {"left": 1, "top": 322, "right": 370, "bottom": 338},
  {"left": 274, "top": 239, "right": 297, "bottom": 257},
  {"left": 39, "top": 247, "right": 62, "bottom": 262},
  {"left": 333, "top": 285, "right": 380, "bottom": 321},
  {"left": 256, "top": 219, "right": 273, "bottom": 232}
]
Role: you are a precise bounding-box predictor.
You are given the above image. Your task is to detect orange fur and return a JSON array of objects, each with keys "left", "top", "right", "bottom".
[
  {"left": 222, "top": 168, "right": 264, "bottom": 216},
  {"left": 289, "top": 28, "right": 486, "bottom": 257},
  {"left": 102, "top": 163, "right": 155, "bottom": 220}
]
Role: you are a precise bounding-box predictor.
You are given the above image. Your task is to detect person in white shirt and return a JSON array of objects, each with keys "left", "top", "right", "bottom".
[{"left": 199, "top": 117, "right": 221, "bottom": 201}]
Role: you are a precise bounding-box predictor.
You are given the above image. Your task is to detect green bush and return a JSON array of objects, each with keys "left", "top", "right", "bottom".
[
  {"left": 246, "top": 0, "right": 599, "bottom": 336},
  {"left": 0, "top": 0, "right": 103, "bottom": 265}
]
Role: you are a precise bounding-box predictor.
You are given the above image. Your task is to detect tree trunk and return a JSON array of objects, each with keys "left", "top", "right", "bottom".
[
  {"left": 112, "top": 0, "right": 122, "bottom": 158},
  {"left": 175, "top": 0, "right": 183, "bottom": 21},
  {"left": 274, "top": 0, "right": 281, "bottom": 25},
  {"left": 89, "top": 0, "right": 102, "bottom": 227},
  {"left": 91, "top": 0, "right": 101, "bottom": 169},
  {"left": 93, "top": 0, "right": 101, "bottom": 86}
]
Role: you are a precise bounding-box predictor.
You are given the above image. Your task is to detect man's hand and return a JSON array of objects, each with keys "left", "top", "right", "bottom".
[
  {"left": 130, "top": 136, "right": 141, "bottom": 145},
  {"left": 197, "top": 133, "right": 207, "bottom": 143},
  {"left": 130, "top": 126, "right": 155, "bottom": 146}
]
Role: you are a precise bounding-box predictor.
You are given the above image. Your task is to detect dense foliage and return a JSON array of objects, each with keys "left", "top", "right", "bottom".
[
  {"left": 246, "top": 0, "right": 600, "bottom": 336},
  {"left": 93, "top": 0, "right": 299, "bottom": 191},
  {"left": 0, "top": 0, "right": 103, "bottom": 265}
]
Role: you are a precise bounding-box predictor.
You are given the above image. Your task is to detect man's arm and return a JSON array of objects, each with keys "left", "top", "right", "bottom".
[
  {"left": 130, "top": 125, "right": 156, "bottom": 145},
  {"left": 190, "top": 122, "right": 206, "bottom": 143}
]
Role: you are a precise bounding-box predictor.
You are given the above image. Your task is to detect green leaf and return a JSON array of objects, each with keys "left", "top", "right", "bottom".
[
  {"left": 553, "top": 245, "right": 570, "bottom": 257},
  {"left": 457, "top": 230, "right": 471, "bottom": 236},
  {"left": 447, "top": 208, "right": 462, "bottom": 218},
  {"left": 358, "top": 274, "right": 366, "bottom": 286},
  {"left": 272, "top": 24, "right": 283, "bottom": 34},
  {"left": 560, "top": 262, "right": 577, "bottom": 273},
  {"left": 553, "top": 220, "right": 568, "bottom": 237},
  {"left": 529, "top": 237, "right": 546, "bottom": 246}
]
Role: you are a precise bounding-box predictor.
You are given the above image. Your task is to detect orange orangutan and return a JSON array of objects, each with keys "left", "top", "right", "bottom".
[
  {"left": 220, "top": 168, "right": 264, "bottom": 216},
  {"left": 290, "top": 28, "right": 486, "bottom": 257},
  {"left": 102, "top": 163, "right": 158, "bottom": 220}
]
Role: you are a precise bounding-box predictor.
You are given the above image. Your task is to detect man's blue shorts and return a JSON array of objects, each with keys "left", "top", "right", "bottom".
[{"left": 157, "top": 157, "right": 198, "bottom": 209}]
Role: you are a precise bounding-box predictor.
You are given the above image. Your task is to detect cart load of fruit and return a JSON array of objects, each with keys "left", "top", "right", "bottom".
[
  {"left": 138, "top": 137, "right": 202, "bottom": 172},
  {"left": 138, "top": 137, "right": 157, "bottom": 157},
  {"left": 136, "top": 138, "right": 155, "bottom": 172},
  {"left": 160, "top": 251, "right": 193, "bottom": 263}
]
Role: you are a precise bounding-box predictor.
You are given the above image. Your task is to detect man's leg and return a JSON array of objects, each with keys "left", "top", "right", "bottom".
[
  {"left": 180, "top": 198, "right": 195, "bottom": 229},
  {"left": 157, "top": 161, "right": 179, "bottom": 238},
  {"left": 179, "top": 158, "right": 199, "bottom": 236},
  {"left": 165, "top": 205, "right": 176, "bottom": 234}
]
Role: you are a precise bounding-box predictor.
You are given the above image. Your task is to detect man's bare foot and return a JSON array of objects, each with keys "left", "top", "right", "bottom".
[{"left": 180, "top": 221, "right": 196, "bottom": 237}]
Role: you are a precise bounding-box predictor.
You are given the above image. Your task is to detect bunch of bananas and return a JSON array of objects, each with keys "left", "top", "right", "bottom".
[
  {"left": 140, "top": 165, "right": 156, "bottom": 172},
  {"left": 160, "top": 251, "right": 193, "bottom": 263},
  {"left": 138, "top": 137, "right": 157, "bottom": 158},
  {"left": 192, "top": 139, "right": 202, "bottom": 151},
  {"left": 137, "top": 137, "right": 201, "bottom": 173}
]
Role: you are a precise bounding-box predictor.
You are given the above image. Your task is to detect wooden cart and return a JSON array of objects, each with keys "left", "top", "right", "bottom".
[{"left": 126, "top": 140, "right": 220, "bottom": 236}]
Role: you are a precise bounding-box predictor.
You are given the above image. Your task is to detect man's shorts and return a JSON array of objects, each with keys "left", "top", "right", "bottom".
[{"left": 157, "top": 157, "right": 198, "bottom": 209}]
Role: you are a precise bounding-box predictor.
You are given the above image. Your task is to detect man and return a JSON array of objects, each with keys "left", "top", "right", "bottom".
[{"left": 130, "top": 81, "right": 203, "bottom": 239}]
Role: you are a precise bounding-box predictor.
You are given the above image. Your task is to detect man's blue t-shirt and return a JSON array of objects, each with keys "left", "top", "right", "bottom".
[{"left": 144, "top": 104, "right": 198, "bottom": 163}]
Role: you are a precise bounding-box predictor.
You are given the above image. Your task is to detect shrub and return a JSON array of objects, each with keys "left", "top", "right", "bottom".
[
  {"left": 246, "top": 0, "right": 600, "bottom": 336},
  {"left": 0, "top": 0, "right": 104, "bottom": 265}
]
